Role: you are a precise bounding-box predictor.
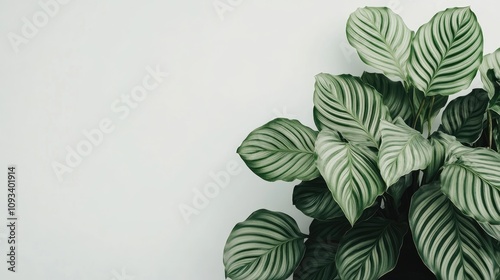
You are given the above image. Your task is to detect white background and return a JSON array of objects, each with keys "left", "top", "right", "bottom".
[{"left": 0, "top": 0, "right": 497, "bottom": 279}]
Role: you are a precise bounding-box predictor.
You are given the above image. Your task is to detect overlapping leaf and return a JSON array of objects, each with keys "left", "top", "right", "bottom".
[
  {"left": 412, "top": 89, "right": 448, "bottom": 128},
  {"left": 441, "top": 147, "right": 500, "bottom": 224},
  {"left": 315, "top": 130, "right": 386, "bottom": 225},
  {"left": 313, "top": 74, "right": 391, "bottom": 148},
  {"left": 378, "top": 117, "right": 432, "bottom": 186},
  {"left": 335, "top": 217, "right": 406, "bottom": 280},
  {"left": 361, "top": 72, "right": 412, "bottom": 120},
  {"left": 387, "top": 174, "right": 412, "bottom": 207},
  {"left": 293, "top": 177, "right": 344, "bottom": 221},
  {"left": 237, "top": 118, "right": 319, "bottom": 182},
  {"left": 423, "top": 132, "right": 458, "bottom": 184},
  {"left": 479, "top": 48, "right": 500, "bottom": 99},
  {"left": 223, "top": 209, "right": 306, "bottom": 280},
  {"left": 408, "top": 7, "right": 483, "bottom": 96},
  {"left": 409, "top": 183, "right": 497, "bottom": 279},
  {"left": 346, "top": 7, "right": 412, "bottom": 81},
  {"left": 480, "top": 222, "right": 500, "bottom": 241},
  {"left": 440, "top": 89, "right": 488, "bottom": 144}
]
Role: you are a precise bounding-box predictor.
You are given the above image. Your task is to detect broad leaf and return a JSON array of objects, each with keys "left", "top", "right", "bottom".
[
  {"left": 313, "top": 74, "right": 391, "bottom": 148},
  {"left": 378, "top": 117, "right": 432, "bottom": 186},
  {"left": 294, "top": 217, "right": 350, "bottom": 280},
  {"left": 387, "top": 174, "right": 412, "bottom": 207},
  {"left": 480, "top": 222, "right": 500, "bottom": 241},
  {"left": 479, "top": 48, "right": 500, "bottom": 99},
  {"left": 408, "top": 7, "right": 483, "bottom": 96},
  {"left": 223, "top": 209, "right": 306, "bottom": 280},
  {"left": 441, "top": 147, "right": 500, "bottom": 224},
  {"left": 361, "top": 72, "right": 412, "bottom": 121},
  {"left": 440, "top": 89, "right": 488, "bottom": 144},
  {"left": 346, "top": 7, "right": 412, "bottom": 81},
  {"left": 409, "top": 183, "right": 497, "bottom": 280},
  {"left": 423, "top": 132, "right": 458, "bottom": 184},
  {"left": 237, "top": 118, "right": 319, "bottom": 182},
  {"left": 316, "top": 130, "right": 386, "bottom": 225},
  {"left": 335, "top": 217, "right": 406, "bottom": 280},
  {"left": 293, "top": 177, "right": 344, "bottom": 221}
]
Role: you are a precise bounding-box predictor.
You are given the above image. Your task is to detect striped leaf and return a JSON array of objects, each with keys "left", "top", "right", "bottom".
[
  {"left": 237, "top": 118, "right": 319, "bottom": 182},
  {"left": 361, "top": 72, "right": 412, "bottom": 121},
  {"left": 223, "top": 209, "right": 306, "bottom": 280},
  {"left": 482, "top": 67, "right": 500, "bottom": 116},
  {"left": 480, "top": 222, "right": 500, "bottom": 241},
  {"left": 408, "top": 7, "right": 483, "bottom": 96},
  {"left": 346, "top": 7, "right": 412, "bottom": 81},
  {"left": 293, "top": 177, "right": 344, "bottom": 221},
  {"left": 294, "top": 217, "right": 350, "bottom": 280},
  {"left": 441, "top": 147, "right": 500, "bottom": 224},
  {"left": 378, "top": 117, "right": 432, "bottom": 186},
  {"left": 335, "top": 217, "right": 407, "bottom": 280},
  {"left": 409, "top": 183, "right": 497, "bottom": 280},
  {"left": 315, "top": 130, "right": 386, "bottom": 225},
  {"left": 479, "top": 48, "right": 500, "bottom": 99},
  {"left": 313, "top": 74, "right": 391, "bottom": 148},
  {"left": 440, "top": 89, "right": 488, "bottom": 144},
  {"left": 423, "top": 132, "right": 458, "bottom": 184}
]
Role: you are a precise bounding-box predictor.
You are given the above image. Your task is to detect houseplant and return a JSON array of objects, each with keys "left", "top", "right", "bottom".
[{"left": 223, "top": 6, "right": 500, "bottom": 280}]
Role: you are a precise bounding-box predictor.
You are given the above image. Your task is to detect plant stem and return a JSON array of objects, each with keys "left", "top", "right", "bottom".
[
  {"left": 488, "top": 111, "right": 493, "bottom": 149},
  {"left": 426, "top": 96, "right": 435, "bottom": 137},
  {"left": 412, "top": 99, "right": 426, "bottom": 129}
]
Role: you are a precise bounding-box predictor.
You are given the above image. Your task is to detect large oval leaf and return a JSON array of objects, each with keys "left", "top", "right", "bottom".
[
  {"left": 409, "top": 182, "right": 497, "bottom": 280},
  {"left": 293, "top": 177, "right": 344, "bottom": 221},
  {"left": 223, "top": 209, "right": 306, "bottom": 280},
  {"left": 346, "top": 7, "right": 412, "bottom": 81},
  {"left": 315, "top": 130, "right": 386, "bottom": 225},
  {"left": 294, "top": 217, "right": 351, "bottom": 280},
  {"left": 441, "top": 147, "right": 500, "bottom": 224},
  {"left": 335, "top": 217, "right": 407, "bottom": 280},
  {"left": 378, "top": 117, "right": 432, "bottom": 186},
  {"left": 313, "top": 74, "right": 391, "bottom": 148},
  {"left": 361, "top": 72, "right": 412, "bottom": 121},
  {"left": 479, "top": 48, "right": 500, "bottom": 99},
  {"left": 440, "top": 89, "right": 488, "bottom": 144},
  {"left": 408, "top": 7, "right": 483, "bottom": 96},
  {"left": 237, "top": 118, "right": 319, "bottom": 182}
]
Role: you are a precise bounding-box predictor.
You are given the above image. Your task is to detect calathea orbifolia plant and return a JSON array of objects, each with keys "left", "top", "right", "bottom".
[{"left": 223, "top": 6, "right": 500, "bottom": 280}]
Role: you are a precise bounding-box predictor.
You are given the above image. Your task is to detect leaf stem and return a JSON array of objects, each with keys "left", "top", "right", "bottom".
[
  {"left": 412, "top": 99, "right": 426, "bottom": 129},
  {"left": 488, "top": 111, "right": 493, "bottom": 149},
  {"left": 426, "top": 96, "right": 435, "bottom": 137}
]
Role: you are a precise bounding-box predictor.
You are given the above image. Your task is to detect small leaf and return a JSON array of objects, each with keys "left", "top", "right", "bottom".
[
  {"left": 237, "top": 118, "right": 319, "bottom": 182},
  {"left": 378, "top": 117, "right": 432, "bottom": 186},
  {"left": 294, "top": 217, "right": 351, "bottom": 280},
  {"left": 361, "top": 72, "right": 412, "bottom": 121},
  {"left": 346, "top": 7, "right": 412, "bottom": 81},
  {"left": 335, "top": 217, "right": 407, "bottom": 280},
  {"left": 316, "top": 130, "right": 386, "bottom": 225},
  {"left": 423, "top": 132, "right": 458, "bottom": 184},
  {"left": 409, "top": 182, "right": 497, "bottom": 280},
  {"left": 313, "top": 74, "right": 391, "bottom": 148},
  {"left": 441, "top": 146, "right": 500, "bottom": 224},
  {"left": 479, "top": 48, "right": 500, "bottom": 99},
  {"left": 440, "top": 89, "right": 489, "bottom": 144},
  {"left": 412, "top": 89, "right": 448, "bottom": 128},
  {"left": 408, "top": 7, "right": 483, "bottom": 96},
  {"left": 387, "top": 174, "right": 412, "bottom": 207},
  {"left": 293, "top": 177, "right": 344, "bottom": 221},
  {"left": 223, "top": 209, "right": 306, "bottom": 280}
]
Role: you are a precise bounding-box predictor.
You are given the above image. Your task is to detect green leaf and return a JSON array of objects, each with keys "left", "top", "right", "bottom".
[
  {"left": 335, "top": 217, "right": 407, "bottom": 280},
  {"left": 346, "top": 7, "right": 412, "bottom": 81},
  {"left": 378, "top": 117, "right": 432, "bottom": 186},
  {"left": 313, "top": 74, "right": 391, "bottom": 148},
  {"left": 361, "top": 72, "right": 412, "bottom": 121},
  {"left": 440, "top": 89, "right": 489, "bottom": 144},
  {"left": 223, "top": 209, "right": 306, "bottom": 280},
  {"left": 479, "top": 222, "right": 500, "bottom": 241},
  {"left": 441, "top": 146, "right": 500, "bottom": 224},
  {"left": 408, "top": 7, "right": 483, "bottom": 96},
  {"left": 479, "top": 48, "right": 500, "bottom": 99},
  {"left": 387, "top": 174, "right": 412, "bottom": 207},
  {"left": 293, "top": 177, "right": 344, "bottom": 221},
  {"left": 237, "top": 118, "right": 319, "bottom": 182},
  {"left": 482, "top": 67, "right": 500, "bottom": 115},
  {"left": 423, "top": 132, "right": 458, "bottom": 184},
  {"left": 315, "top": 130, "right": 386, "bottom": 225},
  {"left": 294, "top": 217, "right": 350, "bottom": 280},
  {"left": 409, "top": 182, "right": 497, "bottom": 280}
]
